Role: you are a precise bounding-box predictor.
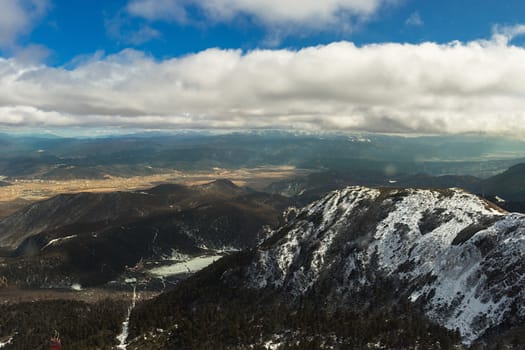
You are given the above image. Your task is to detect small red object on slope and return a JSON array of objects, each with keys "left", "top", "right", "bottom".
[{"left": 50, "top": 330, "right": 62, "bottom": 350}]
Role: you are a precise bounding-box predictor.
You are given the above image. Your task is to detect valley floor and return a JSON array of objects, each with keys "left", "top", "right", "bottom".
[{"left": 0, "top": 166, "right": 310, "bottom": 218}]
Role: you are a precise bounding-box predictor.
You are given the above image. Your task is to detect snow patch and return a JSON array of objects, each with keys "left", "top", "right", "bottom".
[
  {"left": 148, "top": 255, "right": 223, "bottom": 277},
  {"left": 264, "top": 339, "right": 283, "bottom": 350},
  {"left": 70, "top": 283, "right": 82, "bottom": 291},
  {"left": 494, "top": 195, "right": 505, "bottom": 203},
  {"left": 117, "top": 285, "right": 137, "bottom": 349},
  {"left": 247, "top": 187, "right": 380, "bottom": 293},
  {"left": 41, "top": 235, "right": 77, "bottom": 251},
  {"left": 0, "top": 336, "right": 14, "bottom": 348},
  {"left": 262, "top": 334, "right": 286, "bottom": 350}
]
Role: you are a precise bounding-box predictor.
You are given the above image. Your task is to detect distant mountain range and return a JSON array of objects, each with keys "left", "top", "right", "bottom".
[
  {"left": 266, "top": 169, "right": 483, "bottom": 205},
  {"left": 478, "top": 163, "right": 525, "bottom": 200},
  {"left": 1, "top": 132, "right": 525, "bottom": 179},
  {"left": 267, "top": 162, "right": 525, "bottom": 213}
]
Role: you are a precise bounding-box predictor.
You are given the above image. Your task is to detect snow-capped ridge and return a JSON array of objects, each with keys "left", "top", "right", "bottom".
[{"left": 236, "top": 186, "right": 524, "bottom": 344}]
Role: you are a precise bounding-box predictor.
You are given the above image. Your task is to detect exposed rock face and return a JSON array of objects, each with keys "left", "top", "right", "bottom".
[{"left": 236, "top": 186, "right": 524, "bottom": 343}]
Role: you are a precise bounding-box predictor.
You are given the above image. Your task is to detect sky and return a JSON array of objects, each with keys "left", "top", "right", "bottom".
[{"left": 1, "top": 0, "right": 525, "bottom": 136}]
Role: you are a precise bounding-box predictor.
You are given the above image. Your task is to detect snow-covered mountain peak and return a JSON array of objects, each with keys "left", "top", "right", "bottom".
[{"left": 234, "top": 186, "right": 523, "bottom": 344}]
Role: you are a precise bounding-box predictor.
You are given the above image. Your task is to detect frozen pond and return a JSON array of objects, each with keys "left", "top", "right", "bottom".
[{"left": 148, "top": 255, "right": 223, "bottom": 277}]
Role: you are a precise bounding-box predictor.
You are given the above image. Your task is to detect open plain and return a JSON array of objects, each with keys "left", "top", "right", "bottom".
[{"left": 0, "top": 166, "right": 310, "bottom": 218}]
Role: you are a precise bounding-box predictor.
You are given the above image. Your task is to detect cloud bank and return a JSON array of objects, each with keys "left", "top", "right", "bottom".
[{"left": 2, "top": 30, "right": 525, "bottom": 137}]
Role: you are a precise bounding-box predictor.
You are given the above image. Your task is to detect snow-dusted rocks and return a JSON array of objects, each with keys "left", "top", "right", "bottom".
[{"left": 236, "top": 186, "right": 524, "bottom": 343}]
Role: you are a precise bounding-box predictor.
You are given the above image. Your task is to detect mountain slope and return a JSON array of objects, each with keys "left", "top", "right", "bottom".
[
  {"left": 240, "top": 187, "right": 522, "bottom": 343},
  {"left": 0, "top": 180, "right": 291, "bottom": 288},
  {"left": 479, "top": 163, "right": 525, "bottom": 201},
  {"left": 130, "top": 186, "right": 525, "bottom": 348},
  {"left": 0, "top": 180, "right": 257, "bottom": 250},
  {"left": 266, "top": 169, "right": 481, "bottom": 206}
]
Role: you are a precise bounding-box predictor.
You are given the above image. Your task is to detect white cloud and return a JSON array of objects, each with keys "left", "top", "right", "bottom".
[
  {"left": 127, "top": 0, "right": 188, "bottom": 23},
  {"left": 492, "top": 24, "right": 525, "bottom": 45},
  {"left": 3, "top": 35, "right": 525, "bottom": 137},
  {"left": 105, "top": 12, "right": 162, "bottom": 46},
  {"left": 193, "top": 0, "right": 383, "bottom": 25},
  {"left": 127, "top": 25, "right": 162, "bottom": 45},
  {"left": 0, "top": 0, "right": 50, "bottom": 48},
  {"left": 405, "top": 12, "right": 423, "bottom": 27},
  {"left": 125, "top": 0, "right": 390, "bottom": 32},
  {"left": 120, "top": 0, "right": 396, "bottom": 45}
]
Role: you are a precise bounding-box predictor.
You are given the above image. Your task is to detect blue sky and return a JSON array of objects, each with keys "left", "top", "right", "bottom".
[
  {"left": 7, "top": 0, "right": 525, "bottom": 65},
  {"left": 2, "top": 0, "right": 525, "bottom": 137}
]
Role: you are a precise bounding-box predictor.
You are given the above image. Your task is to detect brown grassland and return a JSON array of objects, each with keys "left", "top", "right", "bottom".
[{"left": 0, "top": 166, "right": 309, "bottom": 218}]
